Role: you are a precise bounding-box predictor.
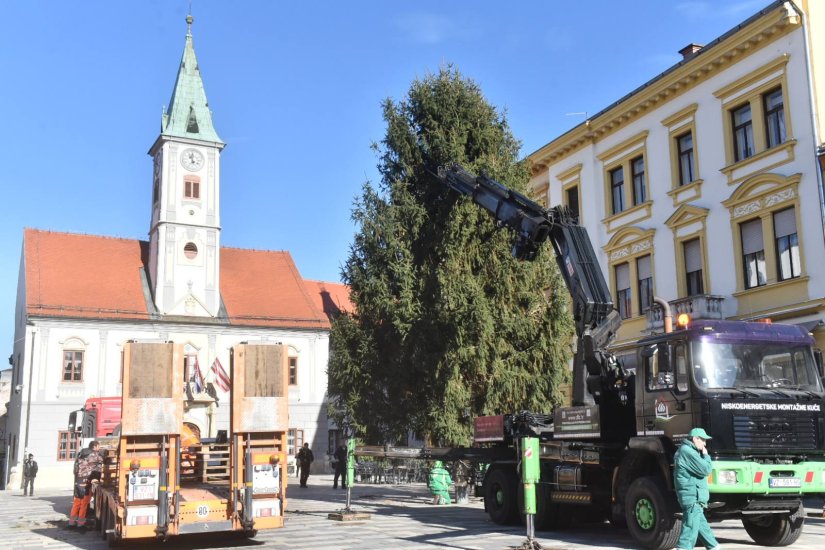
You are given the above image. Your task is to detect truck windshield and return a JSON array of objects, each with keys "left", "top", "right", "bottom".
[{"left": 691, "top": 341, "right": 823, "bottom": 392}]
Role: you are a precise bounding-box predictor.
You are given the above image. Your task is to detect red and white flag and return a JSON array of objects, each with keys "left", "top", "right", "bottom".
[{"left": 211, "top": 357, "right": 231, "bottom": 392}]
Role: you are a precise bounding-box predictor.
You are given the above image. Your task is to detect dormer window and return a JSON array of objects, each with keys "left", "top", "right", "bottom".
[{"left": 184, "top": 176, "right": 201, "bottom": 200}]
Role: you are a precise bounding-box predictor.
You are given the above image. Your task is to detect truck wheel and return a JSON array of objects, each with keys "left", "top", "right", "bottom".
[
  {"left": 484, "top": 468, "right": 519, "bottom": 525},
  {"left": 742, "top": 505, "right": 805, "bottom": 546},
  {"left": 624, "top": 476, "right": 681, "bottom": 550}
]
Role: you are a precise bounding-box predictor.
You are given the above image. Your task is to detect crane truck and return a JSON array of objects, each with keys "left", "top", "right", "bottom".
[
  {"left": 427, "top": 165, "right": 825, "bottom": 550},
  {"left": 68, "top": 341, "right": 289, "bottom": 545}
]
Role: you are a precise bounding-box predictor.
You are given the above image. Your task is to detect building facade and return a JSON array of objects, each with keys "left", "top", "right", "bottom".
[
  {"left": 528, "top": 0, "right": 825, "bottom": 357},
  {"left": 4, "top": 17, "right": 349, "bottom": 489}
]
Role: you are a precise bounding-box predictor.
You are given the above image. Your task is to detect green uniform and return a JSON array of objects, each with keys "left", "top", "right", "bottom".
[
  {"left": 674, "top": 439, "right": 720, "bottom": 550},
  {"left": 428, "top": 461, "right": 452, "bottom": 505}
]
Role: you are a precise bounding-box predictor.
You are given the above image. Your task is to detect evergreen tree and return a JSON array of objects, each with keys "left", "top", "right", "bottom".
[{"left": 328, "top": 67, "right": 574, "bottom": 445}]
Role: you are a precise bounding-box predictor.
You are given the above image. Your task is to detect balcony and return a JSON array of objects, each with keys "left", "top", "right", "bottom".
[{"left": 646, "top": 295, "right": 726, "bottom": 334}]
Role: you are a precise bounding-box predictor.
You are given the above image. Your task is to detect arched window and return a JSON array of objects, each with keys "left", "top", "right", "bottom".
[{"left": 61, "top": 338, "right": 86, "bottom": 383}]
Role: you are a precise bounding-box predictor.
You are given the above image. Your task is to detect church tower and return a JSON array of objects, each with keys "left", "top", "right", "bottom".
[{"left": 147, "top": 15, "right": 224, "bottom": 317}]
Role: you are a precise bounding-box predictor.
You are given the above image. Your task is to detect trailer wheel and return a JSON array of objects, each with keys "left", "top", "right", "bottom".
[
  {"left": 105, "top": 508, "right": 120, "bottom": 547},
  {"left": 742, "top": 505, "right": 804, "bottom": 546},
  {"left": 625, "top": 476, "right": 680, "bottom": 550},
  {"left": 98, "top": 506, "right": 108, "bottom": 540},
  {"left": 484, "top": 468, "right": 519, "bottom": 525}
]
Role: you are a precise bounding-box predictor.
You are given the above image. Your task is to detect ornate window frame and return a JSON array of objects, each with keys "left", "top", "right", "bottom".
[
  {"left": 721, "top": 172, "right": 807, "bottom": 306},
  {"left": 603, "top": 227, "right": 656, "bottom": 323},
  {"left": 714, "top": 55, "right": 796, "bottom": 184},
  {"left": 598, "top": 131, "right": 653, "bottom": 232},
  {"left": 665, "top": 204, "right": 710, "bottom": 297},
  {"left": 556, "top": 163, "right": 582, "bottom": 222},
  {"left": 662, "top": 104, "right": 704, "bottom": 206}
]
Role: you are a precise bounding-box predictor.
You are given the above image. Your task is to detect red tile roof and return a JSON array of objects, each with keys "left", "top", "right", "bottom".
[
  {"left": 23, "top": 229, "right": 346, "bottom": 330},
  {"left": 24, "top": 229, "right": 150, "bottom": 320}
]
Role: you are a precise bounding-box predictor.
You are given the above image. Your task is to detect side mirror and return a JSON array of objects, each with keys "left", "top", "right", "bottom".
[
  {"left": 68, "top": 410, "right": 78, "bottom": 432},
  {"left": 814, "top": 349, "right": 824, "bottom": 378}
]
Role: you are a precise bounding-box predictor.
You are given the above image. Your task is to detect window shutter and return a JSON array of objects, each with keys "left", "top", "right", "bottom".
[
  {"left": 615, "top": 263, "right": 630, "bottom": 291},
  {"left": 637, "top": 255, "right": 651, "bottom": 280},
  {"left": 684, "top": 239, "right": 702, "bottom": 272},
  {"left": 773, "top": 208, "right": 796, "bottom": 238},
  {"left": 741, "top": 219, "right": 764, "bottom": 255}
]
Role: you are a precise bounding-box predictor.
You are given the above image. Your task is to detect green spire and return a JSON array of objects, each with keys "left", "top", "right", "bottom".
[{"left": 162, "top": 14, "right": 223, "bottom": 144}]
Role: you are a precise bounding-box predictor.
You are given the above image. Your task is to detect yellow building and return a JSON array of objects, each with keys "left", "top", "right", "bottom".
[{"left": 528, "top": 0, "right": 825, "bottom": 354}]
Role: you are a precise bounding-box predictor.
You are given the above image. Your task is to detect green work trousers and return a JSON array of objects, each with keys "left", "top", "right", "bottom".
[{"left": 677, "top": 502, "right": 719, "bottom": 549}]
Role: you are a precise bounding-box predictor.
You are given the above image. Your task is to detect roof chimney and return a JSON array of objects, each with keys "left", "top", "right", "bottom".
[{"left": 679, "top": 43, "right": 703, "bottom": 60}]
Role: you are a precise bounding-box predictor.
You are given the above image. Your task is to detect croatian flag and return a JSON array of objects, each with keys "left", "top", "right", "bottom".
[
  {"left": 193, "top": 357, "right": 205, "bottom": 394},
  {"left": 211, "top": 358, "right": 231, "bottom": 392}
]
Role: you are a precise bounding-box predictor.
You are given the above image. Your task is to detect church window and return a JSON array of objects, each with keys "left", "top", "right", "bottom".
[
  {"left": 184, "top": 242, "right": 198, "bottom": 260},
  {"left": 62, "top": 350, "right": 83, "bottom": 382},
  {"left": 184, "top": 177, "right": 200, "bottom": 199}
]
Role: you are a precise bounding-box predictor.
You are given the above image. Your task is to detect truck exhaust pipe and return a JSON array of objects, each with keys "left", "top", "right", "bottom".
[{"left": 653, "top": 297, "right": 673, "bottom": 334}]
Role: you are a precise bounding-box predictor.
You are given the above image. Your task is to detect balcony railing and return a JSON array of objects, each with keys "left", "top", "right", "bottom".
[{"left": 646, "top": 295, "right": 726, "bottom": 333}]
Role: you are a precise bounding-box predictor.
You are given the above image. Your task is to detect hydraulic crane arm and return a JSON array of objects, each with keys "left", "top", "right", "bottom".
[{"left": 435, "top": 165, "right": 623, "bottom": 405}]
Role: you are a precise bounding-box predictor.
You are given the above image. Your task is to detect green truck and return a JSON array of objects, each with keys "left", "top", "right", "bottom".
[{"left": 432, "top": 165, "right": 825, "bottom": 549}]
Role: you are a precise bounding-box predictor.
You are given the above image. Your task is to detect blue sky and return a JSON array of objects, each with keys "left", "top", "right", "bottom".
[{"left": 0, "top": 0, "right": 772, "bottom": 358}]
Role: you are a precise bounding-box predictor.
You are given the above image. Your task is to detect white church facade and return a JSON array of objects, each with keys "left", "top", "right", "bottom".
[{"left": 4, "top": 16, "right": 348, "bottom": 489}]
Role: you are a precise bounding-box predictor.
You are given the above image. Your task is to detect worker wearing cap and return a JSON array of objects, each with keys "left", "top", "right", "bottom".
[{"left": 674, "top": 427, "right": 721, "bottom": 550}]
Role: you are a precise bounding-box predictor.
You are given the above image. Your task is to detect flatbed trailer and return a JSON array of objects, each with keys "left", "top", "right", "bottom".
[{"left": 90, "top": 342, "right": 289, "bottom": 545}]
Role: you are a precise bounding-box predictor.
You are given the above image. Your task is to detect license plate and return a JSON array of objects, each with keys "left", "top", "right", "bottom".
[{"left": 769, "top": 477, "right": 801, "bottom": 488}]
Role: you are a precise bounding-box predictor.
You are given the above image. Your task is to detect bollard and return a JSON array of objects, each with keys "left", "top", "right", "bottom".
[{"left": 328, "top": 437, "right": 371, "bottom": 522}]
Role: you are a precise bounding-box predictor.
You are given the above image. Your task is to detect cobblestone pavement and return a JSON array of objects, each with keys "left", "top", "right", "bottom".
[{"left": 2, "top": 475, "right": 824, "bottom": 549}]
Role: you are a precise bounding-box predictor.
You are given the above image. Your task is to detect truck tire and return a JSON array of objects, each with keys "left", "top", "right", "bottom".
[
  {"left": 484, "top": 468, "right": 519, "bottom": 525},
  {"left": 742, "top": 505, "right": 805, "bottom": 546},
  {"left": 625, "top": 476, "right": 681, "bottom": 550}
]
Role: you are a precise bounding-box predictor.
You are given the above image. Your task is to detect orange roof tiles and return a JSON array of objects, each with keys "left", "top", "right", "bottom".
[
  {"left": 23, "top": 228, "right": 347, "bottom": 330},
  {"left": 25, "top": 229, "right": 150, "bottom": 320},
  {"left": 220, "top": 247, "right": 330, "bottom": 329}
]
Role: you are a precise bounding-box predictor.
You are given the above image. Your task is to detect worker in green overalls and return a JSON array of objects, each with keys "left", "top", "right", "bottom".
[
  {"left": 428, "top": 460, "right": 453, "bottom": 505},
  {"left": 674, "top": 428, "right": 721, "bottom": 550}
]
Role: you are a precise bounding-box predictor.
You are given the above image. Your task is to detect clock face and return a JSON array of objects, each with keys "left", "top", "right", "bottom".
[{"left": 181, "top": 148, "right": 204, "bottom": 172}]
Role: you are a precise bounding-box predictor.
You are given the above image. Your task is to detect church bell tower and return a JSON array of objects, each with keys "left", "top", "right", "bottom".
[{"left": 147, "top": 15, "right": 224, "bottom": 317}]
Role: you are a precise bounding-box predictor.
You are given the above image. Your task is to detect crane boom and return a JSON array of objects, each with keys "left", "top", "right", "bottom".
[{"left": 435, "top": 165, "right": 624, "bottom": 405}]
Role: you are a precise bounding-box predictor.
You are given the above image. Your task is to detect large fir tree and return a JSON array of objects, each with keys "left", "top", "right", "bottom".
[{"left": 328, "top": 67, "right": 574, "bottom": 445}]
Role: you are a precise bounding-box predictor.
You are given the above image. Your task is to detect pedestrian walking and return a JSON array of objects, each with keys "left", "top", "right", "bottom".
[
  {"left": 22, "top": 454, "right": 38, "bottom": 496},
  {"left": 67, "top": 441, "right": 103, "bottom": 531},
  {"left": 428, "top": 460, "right": 452, "bottom": 505},
  {"left": 297, "top": 442, "right": 314, "bottom": 488},
  {"left": 674, "top": 427, "right": 722, "bottom": 550},
  {"left": 333, "top": 443, "right": 348, "bottom": 489}
]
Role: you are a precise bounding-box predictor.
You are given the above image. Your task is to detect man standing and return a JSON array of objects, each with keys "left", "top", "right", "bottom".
[
  {"left": 674, "top": 428, "right": 722, "bottom": 550},
  {"left": 333, "top": 443, "right": 348, "bottom": 489},
  {"left": 68, "top": 441, "right": 103, "bottom": 531},
  {"left": 296, "top": 442, "right": 314, "bottom": 488},
  {"left": 22, "top": 454, "right": 38, "bottom": 496}
]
